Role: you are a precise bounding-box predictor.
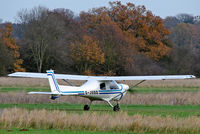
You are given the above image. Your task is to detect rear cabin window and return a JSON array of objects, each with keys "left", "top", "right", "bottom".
[{"left": 100, "top": 83, "right": 106, "bottom": 90}]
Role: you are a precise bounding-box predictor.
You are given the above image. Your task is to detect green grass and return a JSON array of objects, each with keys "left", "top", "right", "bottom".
[
  {"left": 1, "top": 103, "right": 200, "bottom": 117},
  {"left": 0, "top": 128, "right": 138, "bottom": 134},
  {"left": 129, "top": 87, "right": 200, "bottom": 93},
  {"left": 1, "top": 86, "right": 200, "bottom": 134},
  {"left": 0, "top": 86, "right": 49, "bottom": 92},
  {"left": 1, "top": 86, "right": 200, "bottom": 93}
]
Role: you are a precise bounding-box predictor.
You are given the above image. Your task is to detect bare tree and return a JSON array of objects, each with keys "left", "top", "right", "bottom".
[
  {"left": 17, "top": 6, "right": 66, "bottom": 72},
  {"left": 176, "top": 13, "right": 195, "bottom": 24},
  {"left": 163, "top": 16, "right": 180, "bottom": 29}
]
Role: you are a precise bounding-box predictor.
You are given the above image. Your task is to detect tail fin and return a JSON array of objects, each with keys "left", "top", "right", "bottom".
[{"left": 47, "top": 70, "right": 61, "bottom": 93}]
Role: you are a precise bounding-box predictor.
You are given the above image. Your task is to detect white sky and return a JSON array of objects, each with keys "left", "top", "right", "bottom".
[{"left": 0, "top": 0, "right": 199, "bottom": 22}]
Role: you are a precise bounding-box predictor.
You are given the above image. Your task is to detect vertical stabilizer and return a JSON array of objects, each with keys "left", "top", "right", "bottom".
[{"left": 46, "top": 70, "right": 61, "bottom": 93}]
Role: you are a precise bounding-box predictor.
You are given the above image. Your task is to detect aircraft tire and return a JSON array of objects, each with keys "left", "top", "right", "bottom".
[
  {"left": 84, "top": 104, "right": 90, "bottom": 111},
  {"left": 113, "top": 104, "right": 120, "bottom": 112}
]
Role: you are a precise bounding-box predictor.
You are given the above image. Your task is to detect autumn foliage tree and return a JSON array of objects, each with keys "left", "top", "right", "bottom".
[
  {"left": 1, "top": 3, "right": 197, "bottom": 76},
  {"left": 80, "top": 1, "right": 171, "bottom": 75},
  {"left": 109, "top": 2, "right": 171, "bottom": 60},
  {"left": 70, "top": 36, "right": 105, "bottom": 75},
  {"left": 0, "top": 38, "right": 12, "bottom": 75},
  {"left": 0, "top": 23, "right": 25, "bottom": 73},
  {"left": 80, "top": 8, "right": 131, "bottom": 75}
]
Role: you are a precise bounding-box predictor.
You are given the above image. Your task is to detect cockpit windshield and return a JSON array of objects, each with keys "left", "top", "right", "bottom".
[{"left": 109, "top": 81, "right": 119, "bottom": 89}]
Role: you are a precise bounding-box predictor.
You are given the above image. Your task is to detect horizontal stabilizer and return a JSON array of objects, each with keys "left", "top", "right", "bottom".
[
  {"left": 28, "top": 92, "right": 59, "bottom": 95},
  {"left": 9, "top": 72, "right": 48, "bottom": 78},
  {"left": 28, "top": 91, "right": 84, "bottom": 96}
]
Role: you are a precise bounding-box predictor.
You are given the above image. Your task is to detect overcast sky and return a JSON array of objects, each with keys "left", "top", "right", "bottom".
[{"left": 0, "top": 0, "right": 199, "bottom": 23}]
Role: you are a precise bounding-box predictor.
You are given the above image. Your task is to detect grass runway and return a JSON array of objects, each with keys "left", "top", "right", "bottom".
[
  {"left": 0, "top": 129, "right": 133, "bottom": 134},
  {"left": 1, "top": 85, "right": 200, "bottom": 133},
  {"left": 1, "top": 86, "right": 200, "bottom": 93},
  {"left": 1, "top": 103, "right": 200, "bottom": 117}
]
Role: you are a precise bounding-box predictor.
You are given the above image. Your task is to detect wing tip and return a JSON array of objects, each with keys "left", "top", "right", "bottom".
[{"left": 190, "top": 75, "right": 196, "bottom": 78}]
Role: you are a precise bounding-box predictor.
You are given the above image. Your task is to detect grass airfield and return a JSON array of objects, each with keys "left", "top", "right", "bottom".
[
  {"left": 0, "top": 129, "right": 134, "bottom": 134},
  {"left": 1, "top": 78, "right": 200, "bottom": 133},
  {"left": 1, "top": 103, "right": 200, "bottom": 118}
]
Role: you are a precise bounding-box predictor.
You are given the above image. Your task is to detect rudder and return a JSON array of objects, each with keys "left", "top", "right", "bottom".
[{"left": 46, "top": 70, "right": 61, "bottom": 93}]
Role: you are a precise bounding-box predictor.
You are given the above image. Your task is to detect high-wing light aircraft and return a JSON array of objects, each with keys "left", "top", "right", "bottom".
[{"left": 9, "top": 70, "right": 195, "bottom": 111}]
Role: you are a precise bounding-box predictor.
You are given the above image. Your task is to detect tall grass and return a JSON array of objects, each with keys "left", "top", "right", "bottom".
[
  {"left": 1, "top": 108, "right": 200, "bottom": 133},
  {"left": 0, "top": 92, "right": 88, "bottom": 104},
  {"left": 1, "top": 92, "right": 200, "bottom": 105},
  {"left": 122, "top": 92, "right": 200, "bottom": 105}
]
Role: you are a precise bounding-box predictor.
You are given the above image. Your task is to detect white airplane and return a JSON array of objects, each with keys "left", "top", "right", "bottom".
[{"left": 8, "top": 70, "right": 195, "bottom": 111}]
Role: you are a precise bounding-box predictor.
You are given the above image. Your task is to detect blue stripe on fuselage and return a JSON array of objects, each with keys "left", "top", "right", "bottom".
[
  {"left": 99, "top": 90, "right": 121, "bottom": 92},
  {"left": 119, "top": 93, "right": 123, "bottom": 100},
  {"left": 78, "top": 93, "right": 84, "bottom": 95},
  {"left": 62, "top": 91, "right": 84, "bottom": 93},
  {"left": 99, "top": 92, "right": 121, "bottom": 94}
]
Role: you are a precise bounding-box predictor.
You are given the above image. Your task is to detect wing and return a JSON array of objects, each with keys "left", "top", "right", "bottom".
[
  {"left": 8, "top": 72, "right": 195, "bottom": 80},
  {"left": 93, "top": 75, "right": 196, "bottom": 80}
]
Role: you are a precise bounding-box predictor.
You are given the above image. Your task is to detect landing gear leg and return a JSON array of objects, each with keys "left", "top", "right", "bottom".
[
  {"left": 106, "top": 101, "right": 114, "bottom": 108},
  {"left": 113, "top": 102, "right": 120, "bottom": 112},
  {"left": 105, "top": 100, "right": 120, "bottom": 112},
  {"left": 83, "top": 100, "right": 92, "bottom": 111}
]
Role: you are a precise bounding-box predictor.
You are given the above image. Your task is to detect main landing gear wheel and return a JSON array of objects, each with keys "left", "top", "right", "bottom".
[
  {"left": 113, "top": 104, "right": 120, "bottom": 112},
  {"left": 84, "top": 104, "right": 90, "bottom": 111}
]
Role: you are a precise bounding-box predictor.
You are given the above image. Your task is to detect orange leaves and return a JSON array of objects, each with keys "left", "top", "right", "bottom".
[
  {"left": 0, "top": 23, "right": 25, "bottom": 72},
  {"left": 71, "top": 36, "right": 105, "bottom": 74},
  {"left": 107, "top": 2, "right": 171, "bottom": 60},
  {"left": 78, "top": 1, "right": 171, "bottom": 75},
  {"left": 71, "top": 36, "right": 104, "bottom": 64},
  {"left": 145, "top": 43, "right": 171, "bottom": 61},
  {"left": 1, "top": 23, "right": 17, "bottom": 50},
  {"left": 14, "top": 59, "right": 25, "bottom": 72}
]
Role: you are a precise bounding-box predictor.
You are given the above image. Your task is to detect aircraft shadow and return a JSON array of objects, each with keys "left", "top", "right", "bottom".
[{"left": 59, "top": 109, "right": 111, "bottom": 112}]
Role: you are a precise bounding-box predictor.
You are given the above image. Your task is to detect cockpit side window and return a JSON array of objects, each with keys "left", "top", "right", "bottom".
[{"left": 100, "top": 83, "right": 106, "bottom": 90}]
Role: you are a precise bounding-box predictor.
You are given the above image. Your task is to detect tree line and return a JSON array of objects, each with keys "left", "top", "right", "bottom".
[{"left": 0, "top": 1, "right": 200, "bottom": 76}]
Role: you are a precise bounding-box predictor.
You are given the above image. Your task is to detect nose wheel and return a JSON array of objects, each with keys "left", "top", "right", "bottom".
[{"left": 113, "top": 104, "right": 120, "bottom": 112}]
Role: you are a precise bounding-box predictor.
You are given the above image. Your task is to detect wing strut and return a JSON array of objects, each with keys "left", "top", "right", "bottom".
[
  {"left": 132, "top": 80, "right": 146, "bottom": 87},
  {"left": 106, "top": 101, "right": 114, "bottom": 108},
  {"left": 62, "top": 79, "right": 75, "bottom": 86}
]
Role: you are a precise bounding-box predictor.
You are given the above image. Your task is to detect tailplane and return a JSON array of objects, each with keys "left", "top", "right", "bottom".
[{"left": 47, "top": 70, "right": 61, "bottom": 94}]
